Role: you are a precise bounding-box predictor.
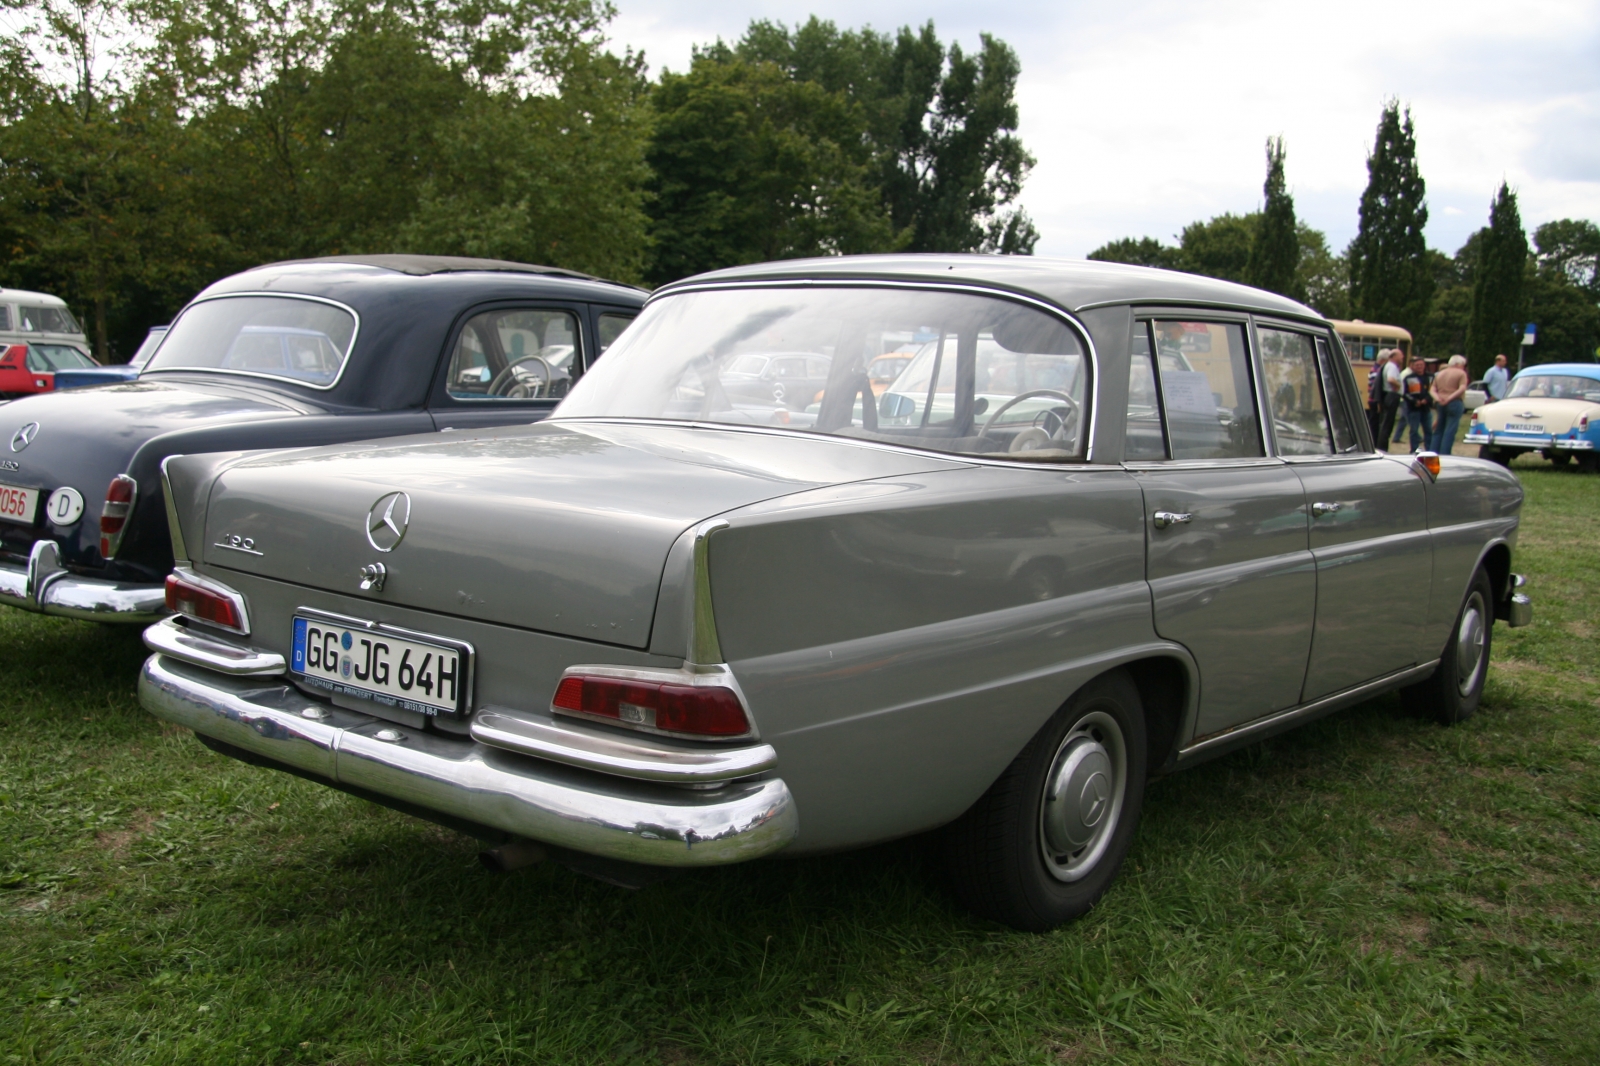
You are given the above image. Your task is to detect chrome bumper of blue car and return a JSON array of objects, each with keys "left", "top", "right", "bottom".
[
  {"left": 138, "top": 653, "right": 798, "bottom": 867},
  {"left": 1465, "top": 430, "right": 1594, "bottom": 451},
  {"left": 0, "top": 540, "right": 167, "bottom": 622}
]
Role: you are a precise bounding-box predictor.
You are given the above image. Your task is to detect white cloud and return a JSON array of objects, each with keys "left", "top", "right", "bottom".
[{"left": 607, "top": 0, "right": 1600, "bottom": 257}]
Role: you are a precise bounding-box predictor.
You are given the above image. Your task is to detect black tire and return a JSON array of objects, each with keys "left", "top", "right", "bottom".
[
  {"left": 1577, "top": 452, "right": 1599, "bottom": 474},
  {"left": 1401, "top": 566, "right": 1493, "bottom": 725},
  {"left": 943, "top": 670, "right": 1148, "bottom": 931},
  {"left": 1545, "top": 450, "right": 1572, "bottom": 467},
  {"left": 1478, "top": 445, "right": 1510, "bottom": 466}
]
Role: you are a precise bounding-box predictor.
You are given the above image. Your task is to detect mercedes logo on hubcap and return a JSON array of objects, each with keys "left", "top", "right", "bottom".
[
  {"left": 10, "top": 422, "right": 39, "bottom": 452},
  {"left": 365, "top": 491, "right": 411, "bottom": 552}
]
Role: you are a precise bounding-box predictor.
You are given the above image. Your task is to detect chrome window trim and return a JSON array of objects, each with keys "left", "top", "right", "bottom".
[
  {"left": 1250, "top": 318, "right": 1339, "bottom": 460},
  {"left": 629, "top": 278, "right": 1102, "bottom": 462},
  {"left": 1131, "top": 312, "right": 1269, "bottom": 465},
  {"left": 141, "top": 291, "right": 362, "bottom": 392},
  {"left": 1122, "top": 457, "right": 1286, "bottom": 472}
]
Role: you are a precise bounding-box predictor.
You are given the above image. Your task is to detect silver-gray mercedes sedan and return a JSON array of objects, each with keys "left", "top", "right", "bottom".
[{"left": 137, "top": 256, "right": 1531, "bottom": 930}]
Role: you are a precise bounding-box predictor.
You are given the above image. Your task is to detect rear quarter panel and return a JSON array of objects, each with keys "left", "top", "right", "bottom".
[
  {"left": 1423, "top": 456, "right": 1522, "bottom": 655},
  {"left": 709, "top": 464, "right": 1157, "bottom": 853}
]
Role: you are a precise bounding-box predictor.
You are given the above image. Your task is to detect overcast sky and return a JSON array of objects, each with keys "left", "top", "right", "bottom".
[{"left": 607, "top": 0, "right": 1600, "bottom": 260}]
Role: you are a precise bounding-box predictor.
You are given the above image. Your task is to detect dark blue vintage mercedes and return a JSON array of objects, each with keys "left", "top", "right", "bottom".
[{"left": 0, "top": 255, "right": 644, "bottom": 623}]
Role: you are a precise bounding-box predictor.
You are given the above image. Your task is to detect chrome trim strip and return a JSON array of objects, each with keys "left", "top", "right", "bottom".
[
  {"left": 159, "top": 454, "right": 188, "bottom": 564},
  {"left": 139, "top": 654, "right": 798, "bottom": 866},
  {"left": 0, "top": 544, "right": 168, "bottom": 622},
  {"left": 140, "top": 291, "right": 361, "bottom": 392},
  {"left": 143, "top": 616, "right": 286, "bottom": 675},
  {"left": 471, "top": 708, "right": 777, "bottom": 783},
  {"left": 1175, "top": 659, "right": 1440, "bottom": 767},
  {"left": 628, "top": 278, "right": 1103, "bottom": 463}
]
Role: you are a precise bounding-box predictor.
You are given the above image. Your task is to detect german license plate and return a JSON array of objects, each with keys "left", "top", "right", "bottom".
[
  {"left": 1505, "top": 423, "right": 1543, "bottom": 432},
  {"left": 289, "top": 609, "right": 473, "bottom": 717},
  {"left": 0, "top": 482, "right": 39, "bottom": 525}
]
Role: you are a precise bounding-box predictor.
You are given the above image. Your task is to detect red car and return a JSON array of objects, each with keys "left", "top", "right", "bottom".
[{"left": 0, "top": 343, "right": 98, "bottom": 398}]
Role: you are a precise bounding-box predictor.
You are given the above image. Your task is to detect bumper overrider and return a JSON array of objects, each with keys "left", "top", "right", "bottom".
[
  {"left": 0, "top": 540, "right": 167, "bottom": 622},
  {"left": 138, "top": 621, "right": 798, "bottom": 867}
]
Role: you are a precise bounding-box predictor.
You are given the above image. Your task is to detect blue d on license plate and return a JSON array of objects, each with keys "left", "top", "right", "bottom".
[{"left": 290, "top": 611, "right": 473, "bottom": 717}]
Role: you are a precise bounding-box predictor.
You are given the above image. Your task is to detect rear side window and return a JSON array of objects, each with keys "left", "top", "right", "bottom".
[
  {"left": 1150, "top": 320, "right": 1263, "bottom": 460},
  {"left": 446, "top": 308, "right": 580, "bottom": 401},
  {"left": 145, "top": 296, "right": 357, "bottom": 388},
  {"left": 597, "top": 312, "right": 635, "bottom": 355},
  {"left": 1258, "top": 327, "right": 1334, "bottom": 455}
]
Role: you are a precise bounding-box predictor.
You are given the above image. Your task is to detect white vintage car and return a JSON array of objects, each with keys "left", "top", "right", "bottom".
[{"left": 1465, "top": 363, "right": 1600, "bottom": 470}]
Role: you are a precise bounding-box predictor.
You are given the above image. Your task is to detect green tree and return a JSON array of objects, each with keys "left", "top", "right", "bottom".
[
  {"left": 1176, "top": 212, "right": 1256, "bottom": 283},
  {"left": 643, "top": 57, "right": 897, "bottom": 285},
  {"left": 1464, "top": 183, "right": 1527, "bottom": 376},
  {"left": 1245, "top": 136, "right": 1299, "bottom": 298},
  {"left": 1348, "top": 102, "right": 1433, "bottom": 335},
  {"left": 1086, "top": 236, "right": 1177, "bottom": 268},
  {"left": 1533, "top": 219, "right": 1600, "bottom": 300},
  {"left": 1295, "top": 224, "right": 1347, "bottom": 318},
  {"left": 1522, "top": 267, "right": 1600, "bottom": 364}
]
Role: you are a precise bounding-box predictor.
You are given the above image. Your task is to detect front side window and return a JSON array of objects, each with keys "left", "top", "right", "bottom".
[
  {"left": 557, "top": 287, "right": 1090, "bottom": 460},
  {"left": 26, "top": 344, "right": 96, "bottom": 371},
  {"left": 16, "top": 304, "right": 80, "bottom": 334},
  {"left": 1150, "top": 320, "right": 1263, "bottom": 460},
  {"left": 446, "top": 309, "right": 580, "bottom": 401},
  {"left": 145, "top": 296, "right": 356, "bottom": 388},
  {"left": 1258, "top": 327, "right": 1334, "bottom": 456}
]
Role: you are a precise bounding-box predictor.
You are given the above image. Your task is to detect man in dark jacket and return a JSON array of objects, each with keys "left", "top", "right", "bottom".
[{"left": 1401, "top": 356, "right": 1433, "bottom": 452}]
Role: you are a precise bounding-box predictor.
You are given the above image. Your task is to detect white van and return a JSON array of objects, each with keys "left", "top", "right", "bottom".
[{"left": 0, "top": 287, "right": 95, "bottom": 365}]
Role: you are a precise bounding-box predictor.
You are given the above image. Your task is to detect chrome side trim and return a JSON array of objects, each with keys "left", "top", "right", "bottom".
[
  {"left": 0, "top": 543, "right": 168, "bottom": 622},
  {"left": 472, "top": 708, "right": 777, "bottom": 783},
  {"left": 143, "top": 616, "right": 286, "bottom": 675},
  {"left": 139, "top": 654, "right": 798, "bottom": 866},
  {"left": 1175, "top": 659, "right": 1440, "bottom": 768}
]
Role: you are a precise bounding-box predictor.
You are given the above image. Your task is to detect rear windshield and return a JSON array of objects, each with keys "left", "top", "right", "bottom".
[
  {"left": 554, "top": 286, "right": 1090, "bottom": 461},
  {"left": 26, "top": 344, "right": 96, "bottom": 371},
  {"left": 145, "top": 296, "right": 357, "bottom": 388},
  {"left": 1507, "top": 374, "right": 1600, "bottom": 402}
]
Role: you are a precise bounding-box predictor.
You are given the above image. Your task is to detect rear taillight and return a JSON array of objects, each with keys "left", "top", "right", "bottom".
[
  {"left": 1580, "top": 413, "right": 1590, "bottom": 432},
  {"left": 99, "top": 474, "right": 136, "bottom": 558},
  {"left": 164, "top": 568, "right": 248, "bottom": 633},
  {"left": 552, "top": 673, "right": 751, "bottom": 738}
]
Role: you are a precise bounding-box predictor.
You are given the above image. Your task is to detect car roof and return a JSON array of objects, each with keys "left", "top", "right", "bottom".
[
  {"left": 1512, "top": 363, "right": 1600, "bottom": 380},
  {"left": 656, "top": 254, "right": 1323, "bottom": 321},
  {"left": 0, "top": 287, "right": 73, "bottom": 307}
]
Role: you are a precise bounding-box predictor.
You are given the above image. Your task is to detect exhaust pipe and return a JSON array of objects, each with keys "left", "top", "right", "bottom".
[{"left": 479, "top": 838, "right": 548, "bottom": 873}]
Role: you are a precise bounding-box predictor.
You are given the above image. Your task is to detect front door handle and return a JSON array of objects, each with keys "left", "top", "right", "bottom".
[
  {"left": 1152, "top": 510, "right": 1193, "bottom": 529},
  {"left": 1311, "top": 501, "right": 1343, "bottom": 517}
]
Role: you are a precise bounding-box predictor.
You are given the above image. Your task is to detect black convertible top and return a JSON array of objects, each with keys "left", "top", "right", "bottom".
[{"left": 255, "top": 254, "right": 599, "bottom": 281}]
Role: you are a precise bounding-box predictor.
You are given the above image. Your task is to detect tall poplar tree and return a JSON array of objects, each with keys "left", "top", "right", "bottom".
[
  {"left": 1245, "top": 136, "right": 1299, "bottom": 299},
  {"left": 1464, "top": 183, "right": 1527, "bottom": 376},
  {"left": 1348, "top": 102, "right": 1433, "bottom": 334}
]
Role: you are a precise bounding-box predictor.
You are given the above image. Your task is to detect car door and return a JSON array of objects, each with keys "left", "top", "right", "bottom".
[
  {"left": 1125, "top": 317, "right": 1316, "bottom": 738},
  {"left": 1256, "top": 321, "right": 1432, "bottom": 700},
  {"left": 428, "top": 304, "right": 589, "bottom": 431}
]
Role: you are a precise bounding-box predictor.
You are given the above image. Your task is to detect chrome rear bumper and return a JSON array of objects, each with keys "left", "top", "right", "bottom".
[
  {"left": 1464, "top": 431, "right": 1594, "bottom": 451},
  {"left": 0, "top": 540, "right": 166, "bottom": 622},
  {"left": 138, "top": 653, "right": 798, "bottom": 866}
]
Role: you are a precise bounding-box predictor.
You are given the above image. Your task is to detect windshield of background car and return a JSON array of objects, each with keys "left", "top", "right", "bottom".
[
  {"left": 1507, "top": 374, "right": 1600, "bottom": 402},
  {"left": 16, "top": 305, "right": 81, "bottom": 333},
  {"left": 555, "top": 287, "right": 1091, "bottom": 461},
  {"left": 144, "top": 296, "right": 356, "bottom": 387},
  {"left": 25, "top": 344, "right": 96, "bottom": 371}
]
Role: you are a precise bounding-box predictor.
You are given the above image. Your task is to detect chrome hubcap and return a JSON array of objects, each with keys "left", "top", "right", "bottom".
[
  {"left": 1039, "top": 709, "right": 1126, "bottom": 882},
  {"left": 1456, "top": 591, "right": 1487, "bottom": 696}
]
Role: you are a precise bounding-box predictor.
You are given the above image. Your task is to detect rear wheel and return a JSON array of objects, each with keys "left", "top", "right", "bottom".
[
  {"left": 1577, "top": 453, "right": 1599, "bottom": 474},
  {"left": 1478, "top": 445, "right": 1509, "bottom": 465},
  {"left": 943, "top": 670, "right": 1148, "bottom": 931},
  {"left": 1545, "top": 450, "right": 1572, "bottom": 467},
  {"left": 1402, "top": 566, "right": 1493, "bottom": 725}
]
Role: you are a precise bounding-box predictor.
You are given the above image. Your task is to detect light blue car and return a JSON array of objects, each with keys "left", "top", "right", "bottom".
[{"left": 1464, "top": 362, "right": 1600, "bottom": 470}]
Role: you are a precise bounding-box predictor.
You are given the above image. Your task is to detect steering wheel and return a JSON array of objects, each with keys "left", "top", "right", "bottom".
[
  {"left": 488, "top": 355, "right": 553, "bottom": 398},
  {"left": 978, "top": 389, "right": 1079, "bottom": 451}
]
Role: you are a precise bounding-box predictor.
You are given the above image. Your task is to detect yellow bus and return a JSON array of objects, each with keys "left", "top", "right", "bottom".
[{"left": 1329, "top": 319, "right": 1413, "bottom": 407}]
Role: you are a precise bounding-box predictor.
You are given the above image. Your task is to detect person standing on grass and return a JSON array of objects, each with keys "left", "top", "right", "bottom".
[
  {"left": 1375, "top": 349, "right": 1405, "bottom": 450},
  {"left": 1430, "top": 355, "right": 1470, "bottom": 454},
  {"left": 1402, "top": 355, "right": 1433, "bottom": 452},
  {"left": 1485, "top": 353, "right": 1511, "bottom": 401}
]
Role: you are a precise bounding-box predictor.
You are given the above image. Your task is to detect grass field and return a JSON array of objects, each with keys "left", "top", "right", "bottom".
[{"left": 2, "top": 462, "right": 1596, "bottom": 1065}]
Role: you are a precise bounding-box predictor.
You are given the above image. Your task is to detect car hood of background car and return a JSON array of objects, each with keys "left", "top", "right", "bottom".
[
  {"left": 1475, "top": 396, "right": 1600, "bottom": 434},
  {"left": 199, "top": 421, "right": 965, "bottom": 648}
]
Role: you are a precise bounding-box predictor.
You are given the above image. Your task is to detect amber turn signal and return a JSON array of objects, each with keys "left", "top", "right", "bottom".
[{"left": 1415, "top": 451, "right": 1441, "bottom": 478}]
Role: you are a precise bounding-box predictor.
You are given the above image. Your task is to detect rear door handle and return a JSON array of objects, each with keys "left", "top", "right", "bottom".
[
  {"left": 1311, "top": 501, "right": 1343, "bottom": 517},
  {"left": 1152, "top": 510, "right": 1192, "bottom": 529}
]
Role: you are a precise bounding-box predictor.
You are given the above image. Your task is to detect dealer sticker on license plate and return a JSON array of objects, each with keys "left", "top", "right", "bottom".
[
  {"left": 290, "top": 609, "right": 474, "bottom": 717},
  {"left": 0, "top": 482, "right": 40, "bottom": 525},
  {"left": 1505, "top": 423, "right": 1544, "bottom": 432}
]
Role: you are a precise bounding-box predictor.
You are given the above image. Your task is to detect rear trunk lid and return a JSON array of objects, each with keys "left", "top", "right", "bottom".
[{"left": 200, "top": 420, "right": 960, "bottom": 648}]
